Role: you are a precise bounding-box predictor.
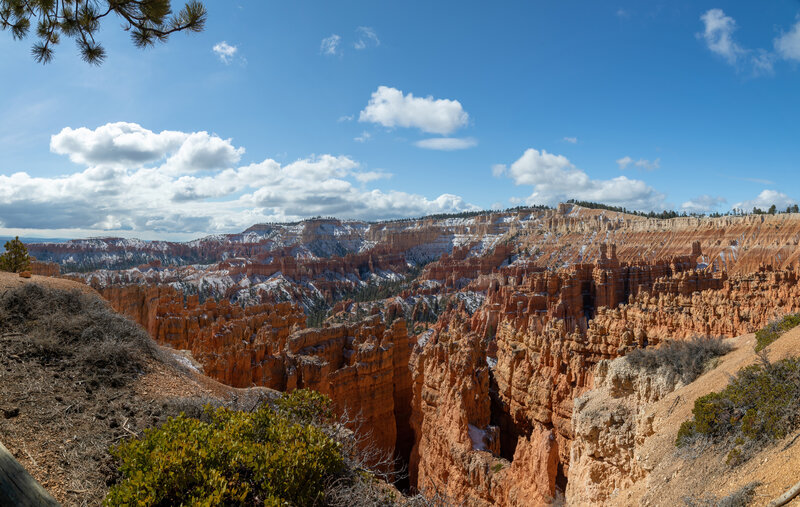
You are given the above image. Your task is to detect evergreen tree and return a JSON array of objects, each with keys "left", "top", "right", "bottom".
[
  {"left": 0, "top": 0, "right": 206, "bottom": 64},
  {"left": 0, "top": 236, "right": 31, "bottom": 273}
]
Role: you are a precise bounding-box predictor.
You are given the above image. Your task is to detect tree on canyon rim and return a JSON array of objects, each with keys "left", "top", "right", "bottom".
[
  {"left": 0, "top": 0, "right": 206, "bottom": 64},
  {"left": 0, "top": 236, "right": 31, "bottom": 273}
]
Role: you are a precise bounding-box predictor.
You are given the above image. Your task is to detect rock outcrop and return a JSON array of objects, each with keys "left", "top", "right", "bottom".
[
  {"left": 30, "top": 261, "right": 59, "bottom": 277},
  {"left": 567, "top": 356, "right": 682, "bottom": 504},
  {"left": 408, "top": 308, "right": 562, "bottom": 506},
  {"left": 100, "top": 285, "right": 413, "bottom": 465},
  {"left": 408, "top": 241, "right": 800, "bottom": 505},
  {"left": 279, "top": 317, "right": 414, "bottom": 463}
]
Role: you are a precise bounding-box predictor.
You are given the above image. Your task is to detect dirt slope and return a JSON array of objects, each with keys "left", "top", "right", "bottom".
[
  {"left": 0, "top": 274, "right": 278, "bottom": 506},
  {"left": 612, "top": 328, "right": 800, "bottom": 506}
]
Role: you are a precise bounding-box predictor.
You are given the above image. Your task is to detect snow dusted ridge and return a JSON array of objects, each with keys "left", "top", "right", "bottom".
[{"left": 29, "top": 208, "right": 547, "bottom": 272}]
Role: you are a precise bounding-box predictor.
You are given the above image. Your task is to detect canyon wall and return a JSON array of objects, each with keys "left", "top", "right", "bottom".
[
  {"left": 69, "top": 206, "right": 800, "bottom": 505},
  {"left": 100, "top": 285, "right": 413, "bottom": 464},
  {"left": 408, "top": 241, "right": 800, "bottom": 504},
  {"left": 30, "top": 261, "right": 60, "bottom": 277},
  {"left": 566, "top": 356, "right": 682, "bottom": 505},
  {"left": 522, "top": 205, "right": 800, "bottom": 274},
  {"left": 408, "top": 308, "right": 561, "bottom": 506}
]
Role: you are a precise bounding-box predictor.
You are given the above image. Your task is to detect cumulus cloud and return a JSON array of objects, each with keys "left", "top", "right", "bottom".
[
  {"left": 354, "top": 26, "right": 379, "bottom": 50},
  {"left": 359, "top": 86, "right": 469, "bottom": 135},
  {"left": 1, "top": 122, "right": 476, "bottom": 237},
  {"left": 51, "top": 123, "right": 243, "bottom": 171},
  {"left": 681, "top": 195, "right": 727, "bottom": 213},
  {"left": 563, "top": 137, "right": 578, "bottom": 144},
  {"left": 733, "top": 190, "right": 796, "bottom": 212},
  {"left": 212, "top": 41, "right": 238, "bottom": 64},
  {"left": 616, "top": 156, "right": 660, "bottom": 171},
  {"left": 321, "top": 34, "right": 341, "bottom": 56},
  {"left": 499, "top": 148, "right": 664, "bottom": 210},
  {"left": 775, "top": 20, "right": 800, "bottom": 61},
  {"left": 414, "top": 137, "right": 477, "bottom": 151}
]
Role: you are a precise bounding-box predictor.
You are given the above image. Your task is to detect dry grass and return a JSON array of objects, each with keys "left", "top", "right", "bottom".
[
  {"left": 0, "top": 284, "right": 214, "bottom": 505},
  {"left": 626, "top": 337, "right": 734, "bottom": 385}
]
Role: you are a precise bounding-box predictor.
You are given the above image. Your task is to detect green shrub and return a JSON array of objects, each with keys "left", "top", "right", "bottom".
[
  {"left": 105, "top": 390, "right": 345, "bottom": 506},
  {"left": 626, "top": 337, "right": 733, "bottom": 385},
  {"left": 675, "top": 356, "right": 800, "bottom": 463},
  {"left": 754, "top": 313, "right": 800, "bottom": 352}
]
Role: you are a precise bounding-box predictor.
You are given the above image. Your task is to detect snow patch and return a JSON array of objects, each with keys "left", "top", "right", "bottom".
[{"left": 468, "top": 424, "right": 488, "bottom": 451}]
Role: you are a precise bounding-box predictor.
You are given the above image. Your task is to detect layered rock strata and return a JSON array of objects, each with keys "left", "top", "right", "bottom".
[
  {"left": 100, "top": 285, "right": 413, "bottom": 463},
  {"left": 408, "top": 309, "right": 561, "bottom": 506},
  {"left": 410, "top": 242, "right": 800, "bottom": 505}
]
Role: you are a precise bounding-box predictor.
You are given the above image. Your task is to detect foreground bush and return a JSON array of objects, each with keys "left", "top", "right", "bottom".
[
  {"left": 676, "top": 356, "right": 800, "bottom": 464},
  {"left": 755, "top": 313, "right": 800, "bottom": 352},
  {"left": 626, "top": 337, "right": 733, "bottom": 384},
  {"left": 106, "top": 389, "right": 345, "bottom": 506}
]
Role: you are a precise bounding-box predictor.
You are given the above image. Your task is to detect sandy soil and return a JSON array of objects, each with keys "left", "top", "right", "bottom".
[
  {"left": 612, "top": 328, "right": 800, "bottom": 506},
  {"left": 0, "top": 271, "right": 98, "bottom": 295}
]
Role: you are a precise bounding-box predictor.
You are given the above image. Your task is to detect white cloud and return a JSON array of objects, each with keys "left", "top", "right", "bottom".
[
  {"left": 617, "top": 156, "right": 660, "bottom": 171},
  {"left": 321, "top": 34, "right": 341, "bottom": 56},
  {"left": 354, "top": 26, "right": 380, "bottom": 50},
  {"left": 681, "top": 195, "right": 727, "bottom": 213},
  {"left": 699, "top": 9, "right": 774, "bottom": 74},
  {"left": 338, "top": 115, "right": 354, "bottom": 122},
  {"left": 733, "top": 190, "right": 796, "bottom": 212},
  {"left": 50, "top": 123, "right": 243, "bottom": 172},
  {"left": 563, "top": 137, "right": 578, "bottom": 144},
  {"left": 414, "top": 137, "right": 477, "bottom": 151},
  {"left": 359, "top": 86, "right": 469, "bottom": 135},
  {"left": 616, "top": 156, "right": 633, "bottom": 169},
  {"left": 354, "top": 171, "right": 392, "bottom": 183},
  {"left": 501, "top": 148, "right": 665, "bottom": 210},
  {"left": 354, "top": 131, "right": 371, "bottom": 143},
  {"left": 212, "top": 41, "right": 238, "bottom": 64},
  {"left": 164, "top": 131, "right": 245, "bottom": 173},
  {"left": 775, "top": 20, "right": 800, "bottom": 61},
  {"left": 700, "top": 9, "right": 742, "bottom": 65},
  {"left": 0, "top": 122, "right": 477, "bottom": 237}
]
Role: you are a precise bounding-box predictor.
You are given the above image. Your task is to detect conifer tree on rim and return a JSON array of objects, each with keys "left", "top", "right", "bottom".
[{"left": 0, "top": 236, "right": 31, "bottom": 273}]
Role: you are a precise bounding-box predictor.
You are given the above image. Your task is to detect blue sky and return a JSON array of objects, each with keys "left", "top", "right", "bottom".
[{"left": 1, "top": 1, "right": 800, "bottom": 240}]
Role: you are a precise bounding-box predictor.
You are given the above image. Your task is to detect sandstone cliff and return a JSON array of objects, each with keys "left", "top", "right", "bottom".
[
  {"left": 100, "top": 285, "right": 414, "bottom": 467},
  {"left": 408, "top": 308, "right": 561, "bottom": 506}
]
